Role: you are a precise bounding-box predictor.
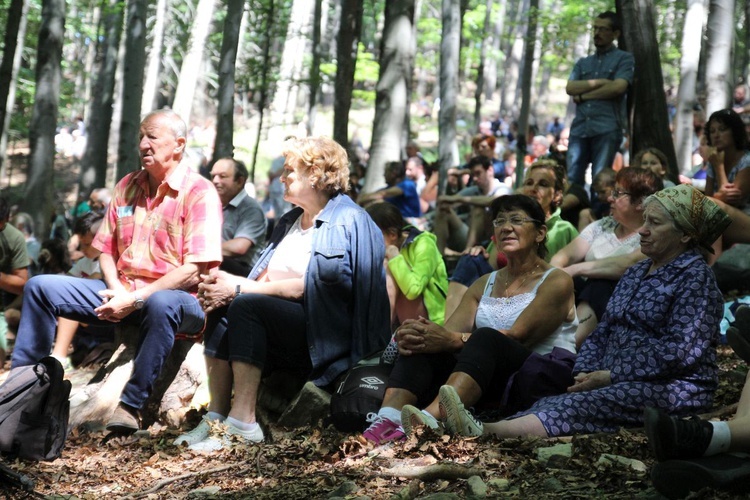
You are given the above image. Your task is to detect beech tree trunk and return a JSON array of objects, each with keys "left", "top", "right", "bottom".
[
  {"left": 115, "top": 0, "right": 148, "bottom": 181},
  {"left": 362, "top": 0, "right": 415, "bottom": 194},
  {"left": 514, "top": 0, "right": 537, "bottom": 189},
  {"left": 305, "top": 0, "right": 323, "bottom": 136},
  {"left": 270, "top": 0, "right": 315, "bottom": 132},
  {"left": 674, "top": 0, "right": 707, "bottom": 174},
  {"left": 704, "top": 0, "right": 735, "bottom": 115},
  {"left": 172, "top": 0, "right": 217, "bottom": 127},
  {"left": 438, "top": 0, "right": 460, "bottom": 195},
  {"left": 333, "top": 0, "right": 363, "bottom": 150},
  {"left": 22, "top": 0, "right": 65, "bottom": 240},
  {"left": 500, "top": 0, "right": 527, "bottom": 116},
  {"left": 485, "top": 0, "right": 505, "bottom": 100},
  {"left": 473, "top": 0, "right": 492, "bottom": 129},
  {"left": 620, "top": 0, "right": 678, "bottom": 181},
  {"left": 213, "top": 0, "right": 245, "bottom": 161},
  {"left": 0, "top": 0, "right": 29, "bottom": 179},
  {"left": 80, "top": 0, "right": 125, "bottom": 193},
  {"left": 140, "top": 0, "right": 168, "bottom": 116}
]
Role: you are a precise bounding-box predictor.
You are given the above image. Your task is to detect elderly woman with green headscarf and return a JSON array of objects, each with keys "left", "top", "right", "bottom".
[{"left": 431, "top": 185, "right": 733, "bottom": 439}]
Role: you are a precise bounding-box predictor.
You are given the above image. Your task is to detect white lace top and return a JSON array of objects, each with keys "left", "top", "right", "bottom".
[{"left": 474, "top": 268, "right": 577, "bottom": 354}]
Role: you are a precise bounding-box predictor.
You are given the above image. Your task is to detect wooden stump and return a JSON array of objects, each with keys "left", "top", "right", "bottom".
[{"left": 68, "top": 325, "right": 206, "bottom": 430}]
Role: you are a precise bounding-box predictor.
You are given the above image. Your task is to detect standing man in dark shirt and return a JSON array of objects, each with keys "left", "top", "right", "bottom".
[{"left": 566, "top": 11, "right": 634, "bottom": 188}]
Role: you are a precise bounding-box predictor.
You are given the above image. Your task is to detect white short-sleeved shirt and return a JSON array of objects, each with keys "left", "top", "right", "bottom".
[
  {"left": 265, "top": 215, "right": 313, "bottom": 281},
  {"left": 579, "top": 216, "right": 640, "bottom": 262}
]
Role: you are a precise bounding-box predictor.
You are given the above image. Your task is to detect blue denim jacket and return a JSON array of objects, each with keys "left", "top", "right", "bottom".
[
  {"left": 569, "top": 46, "right": 634, "bottom": 138},
  {"left": 249, "top": 193, "right": 390, "bottom": 386}
]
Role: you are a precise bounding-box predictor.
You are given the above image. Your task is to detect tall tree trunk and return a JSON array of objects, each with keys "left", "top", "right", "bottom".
[
  {"left": 172, "top": 0, "right": 217, "bottom": 127},
  {"left": 213, "top": 0, "right": 245, "bottom": 162},
  {"left": 81, "top": 4, "right": 103, "bottom": 120},
  {"left": 674, "top": 0, "right": 707, "bottom": 174},
  {"left": 141, "top": 0, "right": 168, "bottom": 116},
  {"left": 500, "top": 0, "right": 527, "bottom": 116},
  {"left": 80, "top": 0, "right": 125, "bottom": 193},
  {"left": 620, "top": 0, "right": 678, "bottom": 181},
  {"left": 362, "top": 0, "right": 415, "bottom": 194},
  {"left": 250, "top": 0, "right": 274, "bottom": 182},
  {"left": 333, "top": 0, "right": 363, "bottom": 150},
  {"left": 704, "top": 0, "right": 735, "bottom": 115},
  {"left": 22, "top": 0, "right": 65, "bottom": 240},
  {"left": 306, "top": 0, "right": 323, "bottom": 136},
  {"left": 115, "top": 0, "right": 148, "bottom": 181},
  {"left": 514, "top": 0, "right": 537, "bottom": 189},
  {"left": 473, "top": 0, "right": 492, "bottom": 129},
  {"left": 744, "top": 0, "right": 750, "bottom": 79},
  {"left": 438, "top": 0, "right": 460, "bottom": 195},
  {"left": 485, "top": 0, "right": 505, "bottom": 100},
  {"left": 270, "top": 0, "right": 315, "bottom": 132},
  {"left": 0, "top": 0, "right": 29, "bottom": 179}
]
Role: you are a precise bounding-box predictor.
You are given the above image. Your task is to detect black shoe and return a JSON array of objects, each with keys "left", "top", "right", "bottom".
[
  {"left": 106, "top": 403, "right": 141, "bottom": 434},
  {"left": 644, "top": 407, "right": 713, "bottom": 462},
  {"left": 728, "top": 305, "right": 750, "bottom": 364},
  {"left": 652, "top": 454, "right": 750, "bottom": 499}
]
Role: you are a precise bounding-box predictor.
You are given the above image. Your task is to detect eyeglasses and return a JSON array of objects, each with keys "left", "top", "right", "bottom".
[
  {"left": 611, "top": 189, "right": 631, "bottom": 199},
  {"left": 493, "top": 216, "right": 540, "bottom": 228}
]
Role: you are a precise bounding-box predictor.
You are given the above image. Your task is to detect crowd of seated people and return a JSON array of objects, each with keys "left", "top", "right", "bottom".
[{"left": 11, "top": 101, "right": 750, "bottom": 500}]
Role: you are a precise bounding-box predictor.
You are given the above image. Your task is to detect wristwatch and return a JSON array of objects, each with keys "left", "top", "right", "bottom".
[
  {"left": 133, "top": 294, "right": 145, "bottom": 310},
  {"left": 235, "top": 284, "right": 241, "bottom": 298}
]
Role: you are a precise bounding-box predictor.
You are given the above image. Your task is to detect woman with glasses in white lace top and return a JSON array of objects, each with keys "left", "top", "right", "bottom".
[{"left": 362, "top": 194, "right": 577, "bottom": 445}]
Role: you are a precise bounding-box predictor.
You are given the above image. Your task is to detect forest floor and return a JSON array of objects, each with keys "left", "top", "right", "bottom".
[{"left": 0, "top": 345, "right": 746, "bottom": 499}]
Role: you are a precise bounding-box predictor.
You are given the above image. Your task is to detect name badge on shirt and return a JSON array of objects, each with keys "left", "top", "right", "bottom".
[{"left": 117, "top": 206, "right": 134, "bottom": 218}]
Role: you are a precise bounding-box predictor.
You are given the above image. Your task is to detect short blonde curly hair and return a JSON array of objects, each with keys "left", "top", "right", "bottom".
[{"left": 282, "top": 136, "right": 350, "bottom": 196}]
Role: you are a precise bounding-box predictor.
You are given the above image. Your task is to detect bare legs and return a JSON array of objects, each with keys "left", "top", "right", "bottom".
[
  {"left": 205, "top": 356, "right": 233, "bottom": 417},
  {"left": 226, "top": 361, "right": 262, "bottom": 424},
  {"left": 483, "top": 414, "right": 549, "bottom": 438},
  {"left": 385, "top": 265, "right": 429, "bottom": 326},
  {"left": 726, "top": 371, "right": 750, "bottom": 452}
]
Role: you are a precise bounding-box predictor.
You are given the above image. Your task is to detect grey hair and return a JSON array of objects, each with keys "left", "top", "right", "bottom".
[{"left": 141, "top": 109, "right": 187, "bottom": 140}]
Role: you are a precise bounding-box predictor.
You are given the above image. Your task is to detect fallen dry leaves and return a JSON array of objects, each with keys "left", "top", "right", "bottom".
[{"left": 0, "top": 346, "right": 747, "bottom": 499}]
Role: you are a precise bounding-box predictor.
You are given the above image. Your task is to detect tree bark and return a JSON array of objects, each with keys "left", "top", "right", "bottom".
[
  {"left": 80, "top": 0, "right": 125, "bottom": 194},
  {"left": 213, "top": 0, "right": 245, "bottom": 161},
  {"left": 115, "top": 0, "right": 148, "bottom": 181},
  {"left": 485, "top": 0, "right": 505, "bottom": 100},
  {"left": 333, "top": 0, "right": 363, "bottom": 150},
  {"left": 0, "top": 0, "right": 29, "bottom": 179},
  {"left": 704, "top": 0, "right": 735, "bottom": 115},
  {"left": 140, "top": 0, "right": 168, "bottom": 116},
  {"left": 514, "top": 0, "right": 537, "bottom": 189},
  {"left": 305, "top": 0, "right": 323, "bottom": 136},
  {"left": 270, "top": 0, "right": 315, "bottom": 133},
  {"left": 620, "top": 0, "right": 678, "bottom": 182},
  {"left": 500, "top": 0, "right": 527, "bottom": 116},
  {"left": 473, "top": 0, "right": 492, "bottom": 129},
  {"left": 172, "top": 0, "right": 217, "bottom": 127},
  {"left": 674, "top": 0, "right": 707, "bottom": 174},
  {"left": 438, "top": 0, "right": 460, "bottom": 196},
  {"left": 21, "top": 0, "right": 65, "bottom": 240},
  {"left": 362, "top": 0, "right": 415, "bottom": 194},
  {"left": 250, "top": 0, "right": 275, "bottom": 182}
]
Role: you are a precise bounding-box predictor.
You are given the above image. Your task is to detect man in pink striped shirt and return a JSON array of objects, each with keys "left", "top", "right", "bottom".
[{"left": 11, "top": 110, "right": 223, "bottom": 433}]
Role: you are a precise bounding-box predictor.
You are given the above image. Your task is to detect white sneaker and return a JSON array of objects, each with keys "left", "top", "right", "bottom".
[
  {"left": 173, "top": 415, "right": 216, "bottom": 446},
  {"left": 401, "top": 405, "right": 442, "bottom": 437},
  {"left": 439, "top": 385, "right": 484, "bottom": 437},
  {"left": 188, "top": 420, "right": 264, "bottom": 451}
]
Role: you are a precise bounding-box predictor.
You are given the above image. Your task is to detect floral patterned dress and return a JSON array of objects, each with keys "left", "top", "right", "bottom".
[{"left": 510, "top": 248, "right": 722, "bottom": 436}]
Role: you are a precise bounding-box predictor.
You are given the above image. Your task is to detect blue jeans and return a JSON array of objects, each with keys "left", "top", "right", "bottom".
[
  {"left": 11, "top": 275, "right": 205, "bottom": 409},
  {"left": 566, "top": 130, "right": 623, "bottom": 187}
]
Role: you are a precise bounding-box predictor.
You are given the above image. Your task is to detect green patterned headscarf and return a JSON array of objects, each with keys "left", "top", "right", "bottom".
[{"left": 651, "top": 185, "right": 732, "bottom": 253}]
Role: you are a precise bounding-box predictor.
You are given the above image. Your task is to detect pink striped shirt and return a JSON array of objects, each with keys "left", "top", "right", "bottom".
[{"left": 92, "top": 163, "right": 223, "bottom": 293}]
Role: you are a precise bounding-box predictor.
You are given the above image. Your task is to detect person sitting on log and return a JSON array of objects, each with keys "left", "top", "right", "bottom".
[
  {"left": 174, "top": 136, "right": 390, "bottom": 450},
  {"left": 10, "top": 109, "right": 223, "bottom": 434}
]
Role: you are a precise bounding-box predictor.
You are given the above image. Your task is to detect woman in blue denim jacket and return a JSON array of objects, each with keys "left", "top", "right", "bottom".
[{"left": 176, "top": 137, "right": 390, "bottom": 450}]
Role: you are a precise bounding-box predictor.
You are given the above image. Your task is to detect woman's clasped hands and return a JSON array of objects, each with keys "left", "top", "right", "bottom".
[{"left": 395, "top": 316, "right": 458, "bottom": 356}]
